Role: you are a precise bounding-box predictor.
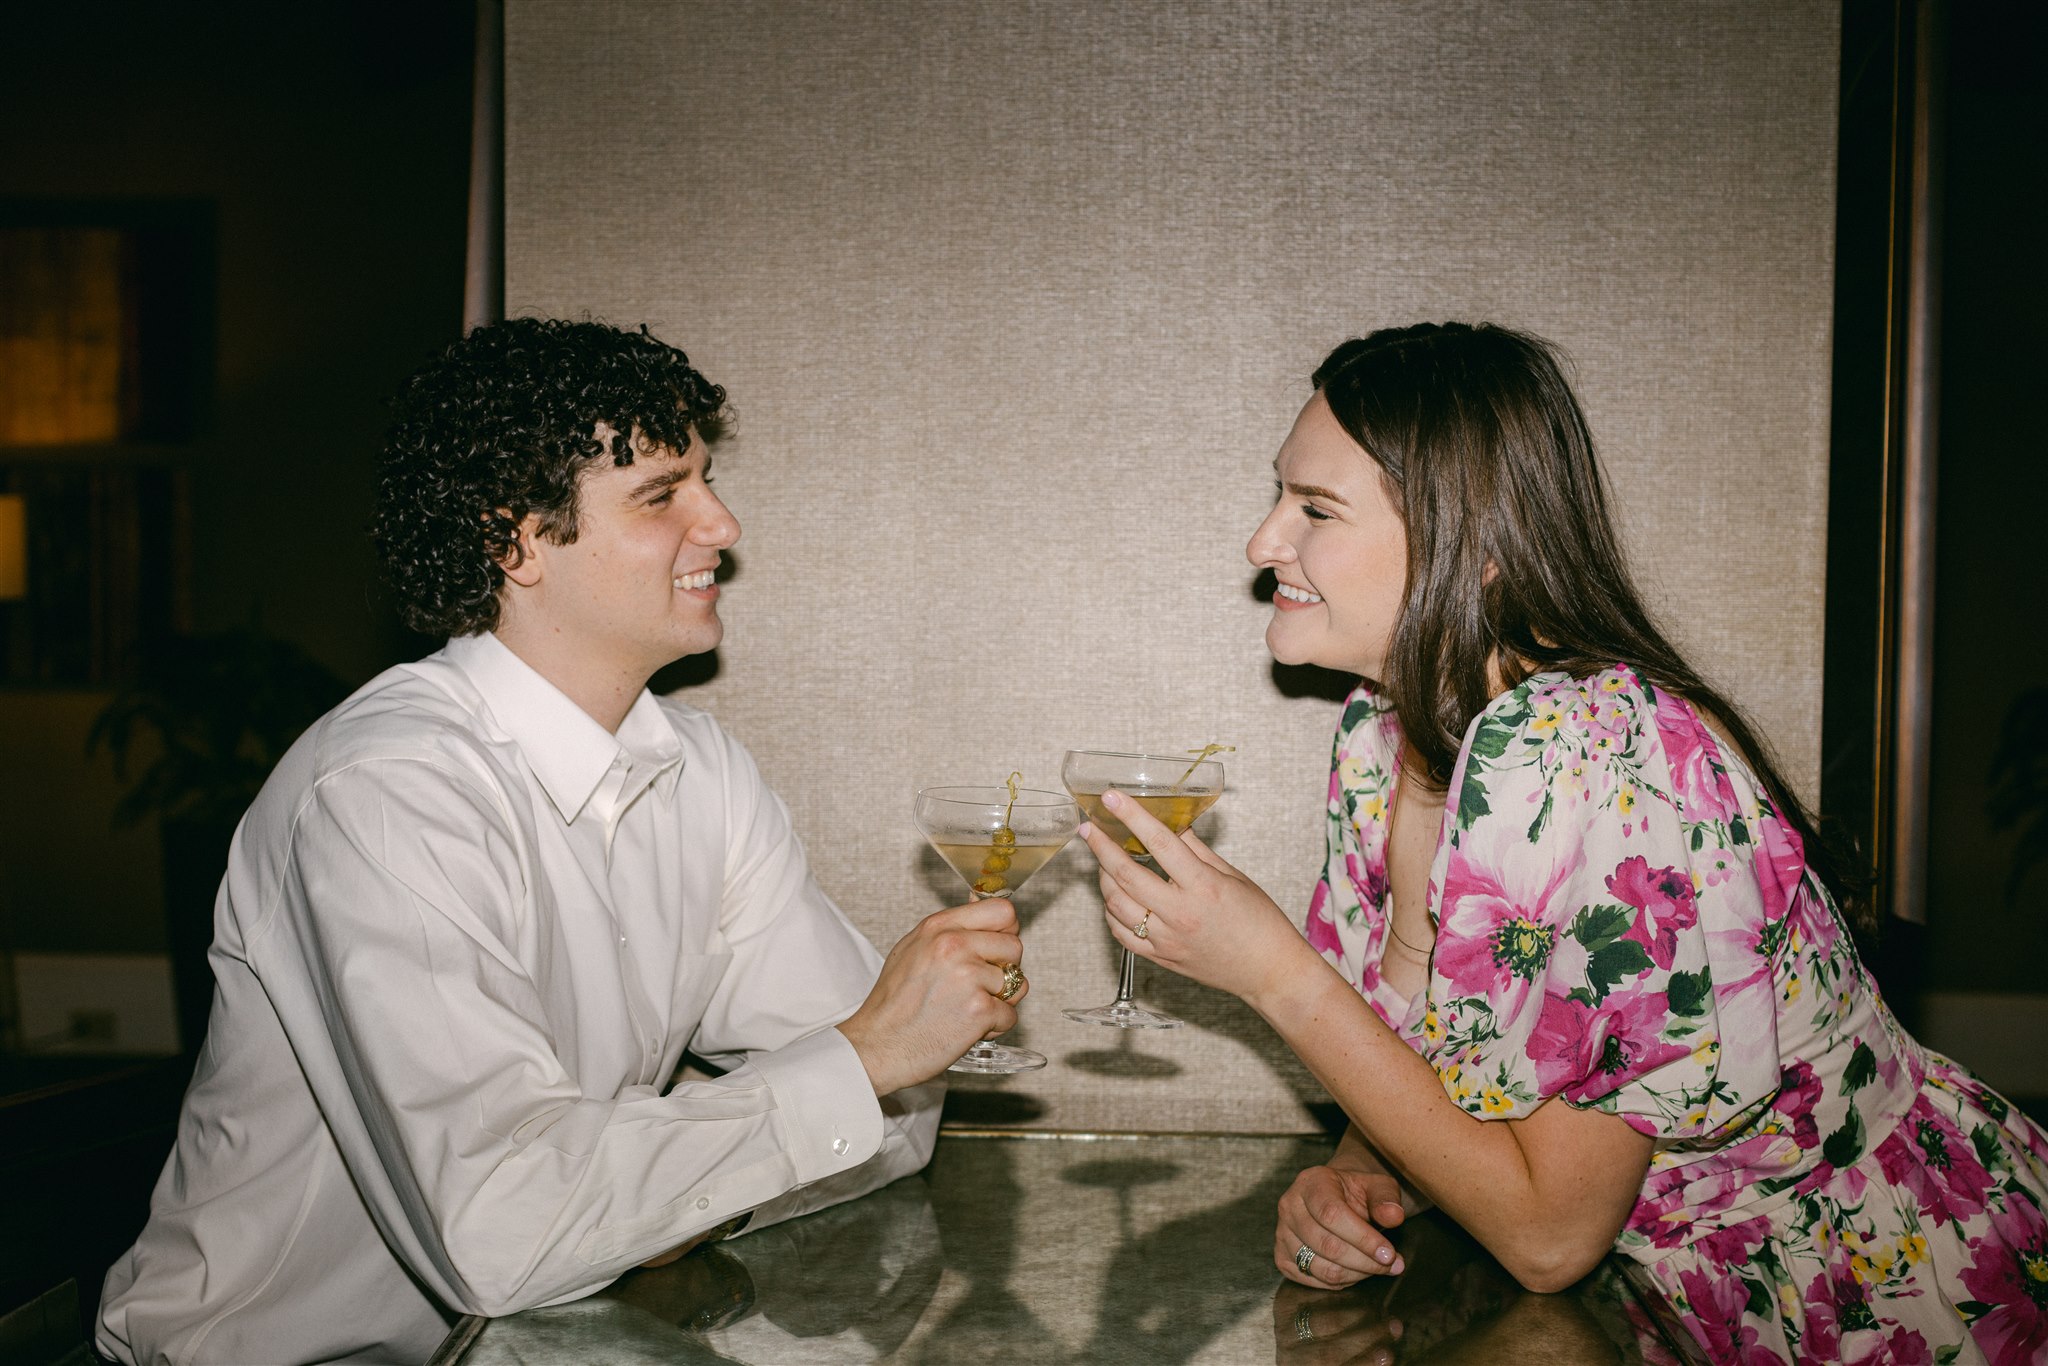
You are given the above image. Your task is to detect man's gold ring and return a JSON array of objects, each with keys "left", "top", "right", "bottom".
[
  {"left": 1135, "top": 912, "right": 1151, "bottom": 940},
  {"left": 997, "top": 962, "right": 1025, "bottom": 1002}
]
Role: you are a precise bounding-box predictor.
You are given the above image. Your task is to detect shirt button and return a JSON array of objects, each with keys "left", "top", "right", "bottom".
[
  {"left": 831, "top": 1137, "right": 849, "bottom": 1156},
  {"left": 696, "top": 1196, "right": 710, "bottom": 1210}
]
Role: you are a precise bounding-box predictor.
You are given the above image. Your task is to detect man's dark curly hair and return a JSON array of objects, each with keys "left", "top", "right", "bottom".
[{"left": 372, "top": 317, "right": 728, "bottom": 637}]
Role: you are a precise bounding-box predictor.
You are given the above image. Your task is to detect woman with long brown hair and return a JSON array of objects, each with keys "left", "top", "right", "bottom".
[{"left": 1079, "top": 323, "right": 2048, "bottom": 1363}]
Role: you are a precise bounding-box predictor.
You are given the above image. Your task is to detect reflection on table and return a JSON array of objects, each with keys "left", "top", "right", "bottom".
[{"left": 433, "top": 1134, "right": 1705, "bottom": 1365}]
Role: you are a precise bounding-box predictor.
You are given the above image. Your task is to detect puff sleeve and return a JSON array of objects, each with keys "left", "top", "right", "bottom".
[{"left": 1410, "top": 668, "right": 1796, "bottom": 1142}]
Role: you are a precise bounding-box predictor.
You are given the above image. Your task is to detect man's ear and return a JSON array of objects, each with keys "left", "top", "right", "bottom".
[{"left": 496, "top": 512, "right": 546, "bottom": 588}]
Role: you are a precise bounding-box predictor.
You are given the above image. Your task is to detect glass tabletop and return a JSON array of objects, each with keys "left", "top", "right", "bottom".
[{"left": 431, "top": 1133, "right": 1701, "bottom": 1365}]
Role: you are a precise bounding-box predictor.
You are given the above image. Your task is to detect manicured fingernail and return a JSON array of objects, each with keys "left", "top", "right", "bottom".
[
  {"left": 1375, "top": 1247, "right": 1393, "bottom": 1264},
  {"left": 1103, "top": 789, "right": 1124, "bottom": 809},
  {"left": 1077, "top": 821, "right": 1094, "bottom": 838},
  {"left": 1389, "top": 1257, "right": 1404, "bottom": 1275}
]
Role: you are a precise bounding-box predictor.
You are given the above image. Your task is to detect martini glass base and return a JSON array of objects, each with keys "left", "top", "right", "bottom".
[
  {"left": 1063, "top": 1001, "right": 1184, "bottom": 1030},
  {"left": 948, "top": 1042, "right": 1048, "bottom": 1074}
]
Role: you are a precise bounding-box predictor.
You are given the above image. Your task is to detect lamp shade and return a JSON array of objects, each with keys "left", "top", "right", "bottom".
[{"left": 0, "top": 494, "right": 26, "bottom": 600}]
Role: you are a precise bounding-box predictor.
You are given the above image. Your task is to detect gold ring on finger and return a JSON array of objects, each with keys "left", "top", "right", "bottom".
[
  {"left": 1135, "top": 911, "right": 1151, "bottom": 940},
  {"left": 1294, "top": 1243, "right": 1316, "bottom": 1276},
  {"left": 997, "top": 961, "right": 1025, "bottom": 1002}
]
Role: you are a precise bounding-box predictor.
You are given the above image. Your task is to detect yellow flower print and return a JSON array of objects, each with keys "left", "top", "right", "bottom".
[
  {"left": 1692, "top": 869, "right": 1707, "bottom": 895},
  {"left": 1618, "top": 785, "right": 1637, "bottom": 816},
  {"left": 1850, "top": 1254, "right": 1872, "bottom": 1284},
  {"left": 1361, "top": 792, "right": 1384, "bottom": 820},
  {"left": 1340, "top": 755, "right": 1370, "bottom": 789},
  {"left": 1422, "top": 1008, "right": 1445, "bottom": 1046},
  {"left": 1691, "top": 1037, "right": 1720, "bottom": 1065},
  {"left": 1783, "top": 972, "right": 1802, "bottom": 1003},
  {"left": 1778, "top": 1282, "right": 1800, "bottom": 1318},
  {"left": 1682, "top": 1106, "right": 1709, "bottom": 1129},
  {"left": 1903, "top": 1234, "right": 1928, "bottom": 1266},
  {"left": 1480, "top": 1086, "right": 1513, "bottom": 1115}
]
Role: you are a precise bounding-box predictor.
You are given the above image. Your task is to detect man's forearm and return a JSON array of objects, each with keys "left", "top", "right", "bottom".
[{"left": 733, "top": 1078, "right": 944, "bottom": 1234}]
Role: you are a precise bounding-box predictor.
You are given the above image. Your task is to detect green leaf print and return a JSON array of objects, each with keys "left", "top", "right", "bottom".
[
  {"left": 1570, "top": 903, "right": 1633, "bottom": 951},
  {"left": 1936, "top": 1343, "right": 1964, "bottom": 1364},
  {"left": 1470, "top": 713, "right": 1516, "bottom": 761},
  {"left": 1953, "top": 1301, "right": 1996, "bottom": 1323},
  {"left": 1971, "top": 1122, "right": 2011, "bottom": 1176},
  {"left": 1526, "top": 789, "right": 1553, "bottom": 843},
  {"left": 1666, "top": 968, "right": 1712, "bottom": 1018},
  {"left": 1822, "top": 1107, "right": 1865, "bottom": 1168},
  {"left": 1340, "top": 693, "right": 1385, "bottom": 735},
  {"left": 1743, "top": 1275, "right": 1772, "bottom": 1320},
  {"left": 1728, "top": 814, "right": 1750, "bottom": 846},
  {"left": 1585, "top": 939, "right": 1654, "bottom": 1000},
  {"left": 1457, "top": 767, "right": 1492, "bottom": 831},
  {"left": 1840, "top": 1041, "right": 1877, "bottom": 1095}
]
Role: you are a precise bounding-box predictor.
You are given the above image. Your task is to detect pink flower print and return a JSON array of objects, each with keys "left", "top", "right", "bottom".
[
  {"left": 1675, "top": 1264, "right": 1763, "bottom": 1360},
  {"left": 1958, "top": 1198, "right": 2048, "bottom": 1365},
  {"left": 1304, "top": 879, "right": 1344, "bottom": 960},
  {"left": 1846, "top": 1326, "right": 1933, "bottom": 1366},
  {"left": 1751, "top": 818, "right": 1809, "bottom": 925},
  {"left": 1655, "top": 697, "right": 1739, "bottom": 822},
  {"left": 1776, "top": 1060, "right": 1824, "bottom": 1150},
  {"left": 1606, "top": 856, "right": 1700, "bottom": 970},
  {"left": 1799, "top": 1274, "right": 1844, "bottom": 1364},
  {"left": 1346, "top": 850, "right": 1388, "bottom": 920},
  {"left": 1875, "top": 1108, "right": 1993, "bottom": 1228},
  {"left": 1694, "top": 1213, "right": 1771, "bottom": 1267},
  {"left": 1525, "top": 987, "right": 1689, "bottom": 1100},
  {"left": 1433, "top": 822, "right": 1584, "bottom": 1017}
]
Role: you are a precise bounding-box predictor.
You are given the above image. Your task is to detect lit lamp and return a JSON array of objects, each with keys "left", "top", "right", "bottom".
[{"left": 0, "top": 494, "right": 26, "bottom": 600}]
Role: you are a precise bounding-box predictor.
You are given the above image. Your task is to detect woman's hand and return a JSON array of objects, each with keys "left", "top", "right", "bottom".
[
  {"left": 1276, "top": 1164, "right": 1408, "bottom": 1288},
  {"left": 1271, "top": 1278, "right": 1404, "bottom": 1366},
  {"left": 1077, "top": 788, "right": 1319, "bottom": 1007}
]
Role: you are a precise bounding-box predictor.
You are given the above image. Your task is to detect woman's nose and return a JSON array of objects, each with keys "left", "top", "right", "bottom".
[{"left": 1246, "top": 508, "right": 1290, "bottom": 567}]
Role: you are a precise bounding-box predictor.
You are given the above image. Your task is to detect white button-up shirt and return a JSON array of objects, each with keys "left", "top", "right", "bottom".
[{"left": 97, "top": 633, "right": 942, "bottom": 1366}]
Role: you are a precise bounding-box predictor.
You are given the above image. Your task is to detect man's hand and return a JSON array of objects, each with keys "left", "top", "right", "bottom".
[{"left": 837, "top": 898, "right": 1026, "bottom": 1096}]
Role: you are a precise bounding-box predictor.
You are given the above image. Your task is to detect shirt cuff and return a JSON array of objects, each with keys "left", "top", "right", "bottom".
[{"left": 749, "top": 1026, "right": 882, "bottom": 1184}]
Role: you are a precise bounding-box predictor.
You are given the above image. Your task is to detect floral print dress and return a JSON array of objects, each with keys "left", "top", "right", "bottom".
[{"left": 1305, "top": 666, "right": 2048, "bottom": 1365}]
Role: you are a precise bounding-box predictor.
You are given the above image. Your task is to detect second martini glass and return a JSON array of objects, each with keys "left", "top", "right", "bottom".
[
  {"left": 1062, "top": 748, "right": 1226, "bottom": 1029},
  {"left": 913, "top": 783, "right": 1080, "bottom": 1073}
]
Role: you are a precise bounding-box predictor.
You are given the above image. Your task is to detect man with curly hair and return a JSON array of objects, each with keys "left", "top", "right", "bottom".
[{"left": 99, "top": 320, "right": 1011, "bottom": 1365}]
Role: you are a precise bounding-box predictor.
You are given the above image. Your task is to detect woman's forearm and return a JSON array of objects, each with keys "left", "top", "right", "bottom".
[
  {"left": 1327, "top": 1124, "right": 1433, "bottom": 1217},
  {"left": 1252, "top": 951, "right": 1644, "bottom": 1290}
]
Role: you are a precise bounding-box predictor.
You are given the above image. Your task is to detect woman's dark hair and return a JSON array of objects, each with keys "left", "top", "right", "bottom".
[
  {"left": 1313, "top": 321, "right": 1867, "bottom": 923},
  {"left": 373, "top": 317, "right": 729, "bottom": 637}
]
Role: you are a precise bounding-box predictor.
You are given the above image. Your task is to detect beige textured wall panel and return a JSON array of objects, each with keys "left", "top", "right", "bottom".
[{"left": 506, "top": 1, "right": 1839, "bottom": 1132}]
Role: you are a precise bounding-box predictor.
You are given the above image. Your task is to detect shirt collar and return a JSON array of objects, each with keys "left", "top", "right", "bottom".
[{"left": 444, "top": 633, "right": 684, "bottom": 824}]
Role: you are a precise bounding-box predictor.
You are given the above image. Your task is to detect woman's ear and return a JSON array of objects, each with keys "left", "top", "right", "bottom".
[{"left": 496, "top": 512, "right": 545, "bottom": 588}]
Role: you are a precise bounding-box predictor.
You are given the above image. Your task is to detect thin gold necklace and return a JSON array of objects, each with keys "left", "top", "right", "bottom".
[{"left": 1385, "top": 913, "right": 1434, "bottom": 958}]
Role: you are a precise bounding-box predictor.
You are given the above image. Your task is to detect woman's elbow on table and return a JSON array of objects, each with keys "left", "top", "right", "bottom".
[{"left": 1496, "top": 1235, "right": 1614, "bottom": 1296}]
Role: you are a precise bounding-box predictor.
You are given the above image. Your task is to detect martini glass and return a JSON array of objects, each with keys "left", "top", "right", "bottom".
[
  {"left": 913, "top": 784, "right": 1080, "bottom": 1073},
  {"left": 1061, "top": 749, "right": 1226, "bottom": 1029}
]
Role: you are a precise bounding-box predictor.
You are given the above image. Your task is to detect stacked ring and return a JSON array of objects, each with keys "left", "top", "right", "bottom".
[
  {"left": 1294, "top": 1244, "right": 1316, "bottom": 1276},
  {"left": 997, "top": 962, "right": 1025, "bottom": 1002}
]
